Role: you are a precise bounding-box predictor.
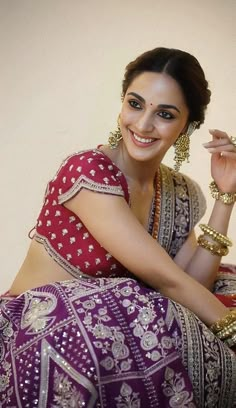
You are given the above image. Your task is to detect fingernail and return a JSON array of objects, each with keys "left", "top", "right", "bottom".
[{"left": 209, "top": 129, "right": 215, "bottom": 132}]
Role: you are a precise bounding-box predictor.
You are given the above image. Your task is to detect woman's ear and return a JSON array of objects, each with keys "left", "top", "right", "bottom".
[
  {"left": 181, "top": 121, "right": 190, "bottom": 135},
  {"left": 184, "top": 121, "right": 200, "bottom": 137}
]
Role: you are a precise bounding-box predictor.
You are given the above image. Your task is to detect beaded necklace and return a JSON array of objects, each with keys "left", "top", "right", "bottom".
[{"left": 151, "top": 170, "right": 161, "bottom": 240}]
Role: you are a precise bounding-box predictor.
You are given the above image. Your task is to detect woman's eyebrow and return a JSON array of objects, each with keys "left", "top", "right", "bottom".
[
  {"left": 127, "top": 92, "right": 145, "bottom": 103},
  {"left": 127, "top": 92, "right": 180, "bottom": 113},
  {"left": 158, "top": 104, "right": 180, "bottom": 113}
]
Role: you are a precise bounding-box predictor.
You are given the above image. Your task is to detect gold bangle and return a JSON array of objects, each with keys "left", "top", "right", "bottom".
[
  {"left": 197, "top": 235, "right": 229, "bottom": 257},
  {"left": 210, "top": 310, "right": 236, "bottom": 334},
  {"left": 199, "top": 224, "right": 233, "bottom": 247},
  {"left": 224, "top": 334, "right": 236, "bottom": 348},
  {"left": 216, "top": 321, "right": 236, "bottom": 340},
  {"left": 209, "top": 181, "right": 236, "bottom": 205}
]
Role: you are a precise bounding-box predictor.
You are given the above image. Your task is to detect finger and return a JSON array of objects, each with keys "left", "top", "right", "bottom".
[
  {"left": 209, "top": 129, "right": 229, "bottom": 139},
  {"left": 203, "top": 139, "right": 231, "bottom": 148},
  {"left": 209, "top": 129, "right": 235, "bottom": 147},
  {"left": 204, "top": 145, "right": 236, "bottom": 153}
]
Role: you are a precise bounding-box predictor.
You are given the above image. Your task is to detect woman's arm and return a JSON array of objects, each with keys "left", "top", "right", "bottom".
[
  {"left": 174, "top": 201, "right": 234, "bottom": 289},
  {"left": 175, "top": 129, "right": 236, "bottom": 289},
  {"left": 64, "top": 189, "right": 228, "bottom": 327}
]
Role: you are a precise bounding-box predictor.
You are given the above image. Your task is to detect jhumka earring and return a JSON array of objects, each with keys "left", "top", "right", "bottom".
[
  {"left": 108, "top": 117, "right": 122, "bottom": 149},
  {"left": 174, "top": 121, "right": 199, "bottom": 172}
]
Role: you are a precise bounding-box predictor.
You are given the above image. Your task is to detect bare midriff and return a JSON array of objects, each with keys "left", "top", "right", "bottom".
[{"left": 9, "top": 239, "right": 73, "bottom": 296}]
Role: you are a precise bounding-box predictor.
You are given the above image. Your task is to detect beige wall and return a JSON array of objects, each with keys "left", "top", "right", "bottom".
[{"left": 0, "top": 0, "right": 235, "bottom": 293}]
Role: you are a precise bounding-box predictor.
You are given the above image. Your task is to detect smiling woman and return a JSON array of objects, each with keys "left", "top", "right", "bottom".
[
  {"left": 1, "top": 47, "right": 236, "bottom": 407},
  {"left": 118, "top": 72, "right": 189, "bottom": 164}
]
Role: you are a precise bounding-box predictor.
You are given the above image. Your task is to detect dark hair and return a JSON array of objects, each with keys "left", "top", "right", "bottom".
[{"left": 122, "top": 47, "right": 211, "bottom": 126}]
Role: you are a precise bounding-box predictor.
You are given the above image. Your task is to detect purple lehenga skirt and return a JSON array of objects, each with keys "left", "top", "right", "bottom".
[{"left": 0, "top": 271, "right": 236, "bottom": 407}]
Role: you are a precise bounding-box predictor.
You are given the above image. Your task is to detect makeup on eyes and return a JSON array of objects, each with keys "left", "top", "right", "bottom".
[
  {"left": 128, "top": 99, "right": 176, "bottom": 120},
  {"left": 127, "top": 92, "right": 181, "bottom": 114}
]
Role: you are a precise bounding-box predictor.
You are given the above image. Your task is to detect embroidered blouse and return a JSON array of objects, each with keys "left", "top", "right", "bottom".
[{"left": 34, "top": 148, "right": 206, "bottom": 279}]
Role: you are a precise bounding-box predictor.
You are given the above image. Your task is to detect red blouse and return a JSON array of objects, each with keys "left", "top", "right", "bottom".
[{"left": 35, "top": 149, "right": 130, "bottom": 279}]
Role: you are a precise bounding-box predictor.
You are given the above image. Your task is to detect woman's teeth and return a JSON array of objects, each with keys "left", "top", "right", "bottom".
[{"left": 133, "top": 132, "right": 155, "bottom": 144}]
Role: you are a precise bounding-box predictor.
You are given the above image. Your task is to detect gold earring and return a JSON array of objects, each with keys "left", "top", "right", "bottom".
[
  {"left": 174, "top": 121, "right": 199, "bottom": 172},
  {"left": 108, "top": 117, "right": 122, "bottom": 149}
]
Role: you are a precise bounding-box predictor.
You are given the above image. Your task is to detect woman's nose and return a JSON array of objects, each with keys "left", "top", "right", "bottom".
[{"left": 136, "top": 112, "right": 154, "bottom": 133}]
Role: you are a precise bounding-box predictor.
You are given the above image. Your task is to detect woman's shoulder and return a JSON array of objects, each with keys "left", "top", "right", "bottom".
[
  {"left": 46, "top": 147, "right": 129, "bottom": 203},
  {"left": 55, "top": 148, "right": 115, "bottom": 175},
  {"left": 49, "top": 147, "right": 122, "bottom": 184}
]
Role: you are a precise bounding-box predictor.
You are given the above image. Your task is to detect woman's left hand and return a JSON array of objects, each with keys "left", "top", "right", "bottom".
[{"left": 203, "top": 129, "right": 236, "bottom": 193}]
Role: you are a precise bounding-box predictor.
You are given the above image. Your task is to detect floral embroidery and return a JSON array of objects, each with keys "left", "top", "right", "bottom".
[
  {"left": 0, "top": 361, "right": 12, "bottom": 393},
  {"left": 158, "top": 166, "right": 206, "bottom": 258},
  {"left": 115, "top": 382, "right": 141, "bottom": 408},
  {"left": 52, "top": 369, "right": 85, "bottom": 407},
  {"left": 0, "top": 315, "right": 14, "bottom": 401},
  {"left": 21, "top": 291, "right": 57, "bottom": 333},
  {"left": 117, "top": 285, "right": 177, "bottom": 363},
  {"left": 78, "top": 300, "right": 133, "bottom": 374},
  {"left": 173, "top": 302, "right": 236, "bottom": 407},
  {"left": 1, "top": 273, "right": 236, "bottom": 406},
  {"left": 162, "top": 367, "right": 195, "bottom": 407},
  {"left": 0, "top": 315, "right": 14, "bottom": 362}
]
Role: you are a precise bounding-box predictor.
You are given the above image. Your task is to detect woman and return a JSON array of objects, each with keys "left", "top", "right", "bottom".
[{"left": 1, "top": 47, "right": 236, "bottom": 407}]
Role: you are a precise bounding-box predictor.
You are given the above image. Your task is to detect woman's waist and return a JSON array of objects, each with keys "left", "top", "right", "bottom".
[
  {"left": 9, "top": 239, "right": 130, "bottom": 296},
  {"left": 34, "top": 232, "right": 129, "bottom": 279}
]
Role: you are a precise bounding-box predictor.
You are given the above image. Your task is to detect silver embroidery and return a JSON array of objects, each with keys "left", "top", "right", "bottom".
[
  {"left": 157, "top": 165, "right": 175, "bottom": 252},
  {"left": 157, "top": 165, "right": 206, "bottom": 258},
  {"left": 58, "top": 175, "right": 124, "bottom": 205},
  {"left": 115, "top": 382, "right": 141, "bottom": 408},
  {"left": 21, "top": 291, "right": 57, "bottom": 334},
  {"left": 174, "top": 302, "right": 236, "bottom": 407},
  {"left": 52, "top": 369, "right": 86, "bottom": 408},
  {"left": 162, "top": 367, "right": 195, "bottom": 407},
  {"left": 39, "top": 339, "right": 98, "bottom": 408}
]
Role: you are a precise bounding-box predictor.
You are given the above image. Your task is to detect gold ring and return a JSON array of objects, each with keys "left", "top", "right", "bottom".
[{"left": 230, "top": 136, "right": 236, "bottom": 147}]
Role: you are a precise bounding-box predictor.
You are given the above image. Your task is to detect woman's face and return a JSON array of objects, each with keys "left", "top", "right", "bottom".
[{"left": 120, "top": 71, "right": 189, "bottom": 163}]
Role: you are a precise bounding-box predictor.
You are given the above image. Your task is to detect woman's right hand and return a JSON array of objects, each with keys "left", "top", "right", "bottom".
[{"left": 203, "top": 129, "right": 236, "bottom": 194}]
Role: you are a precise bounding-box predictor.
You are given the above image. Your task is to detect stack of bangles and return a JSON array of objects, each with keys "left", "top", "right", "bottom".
[
  {"left": 200, "top": 180, "right": 236, "bottom": 348},
  {"left": 210, "top": 310, "right": 236, "bottom": 348},
  {"left": 197, "top": 223, "right": 232, "bottom": 257}
]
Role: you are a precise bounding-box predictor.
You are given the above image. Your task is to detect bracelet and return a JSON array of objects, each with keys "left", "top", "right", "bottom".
[
  {"left": 210, "top": 310, "right": 236, "bottom": 334},
  {"left": 209, "top": 181, "right": 236, "bottom": 205},
  {"left": 216, "top": 321, "right": 236, "bottom": 340},
  {"left": 199, "top": 224, "right": 233, "bottom": 247},
  {"left": 197, "top": 235, "right": 229, "bottom": 257},
  {"left": 224, "top": 334, "right": 236, "bottom": 348}
]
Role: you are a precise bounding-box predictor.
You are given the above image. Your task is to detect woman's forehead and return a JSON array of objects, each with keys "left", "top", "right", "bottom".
[{"left": 127, "top": 72, "right": 187, "bottom": 106}]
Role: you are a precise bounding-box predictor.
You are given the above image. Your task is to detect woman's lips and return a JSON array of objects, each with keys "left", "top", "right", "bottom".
[{"left": 129, "top": 130, "right": 157, "bottom": 147}]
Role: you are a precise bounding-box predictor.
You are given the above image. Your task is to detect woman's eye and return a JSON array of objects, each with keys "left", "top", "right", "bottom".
[
  {"left": 158, "top": 111, "right": 174, "bottom": 120},
  {"left": 128, "top": 100, "right": 141, "bottom": 109}
]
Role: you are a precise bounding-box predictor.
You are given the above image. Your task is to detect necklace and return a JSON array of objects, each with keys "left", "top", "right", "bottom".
[{"left": 152, "top": 170, "right": 161, "bottom": 240}]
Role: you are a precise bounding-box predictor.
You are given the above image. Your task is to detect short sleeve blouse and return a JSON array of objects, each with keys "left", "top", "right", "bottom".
[{"left": 35, "top": 149, "right": 130, "bottom": 279}]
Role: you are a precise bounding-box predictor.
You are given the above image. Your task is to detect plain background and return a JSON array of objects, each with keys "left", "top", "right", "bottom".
[{"left": 0, "top": 0, "right": 235, "bottom": 293}]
